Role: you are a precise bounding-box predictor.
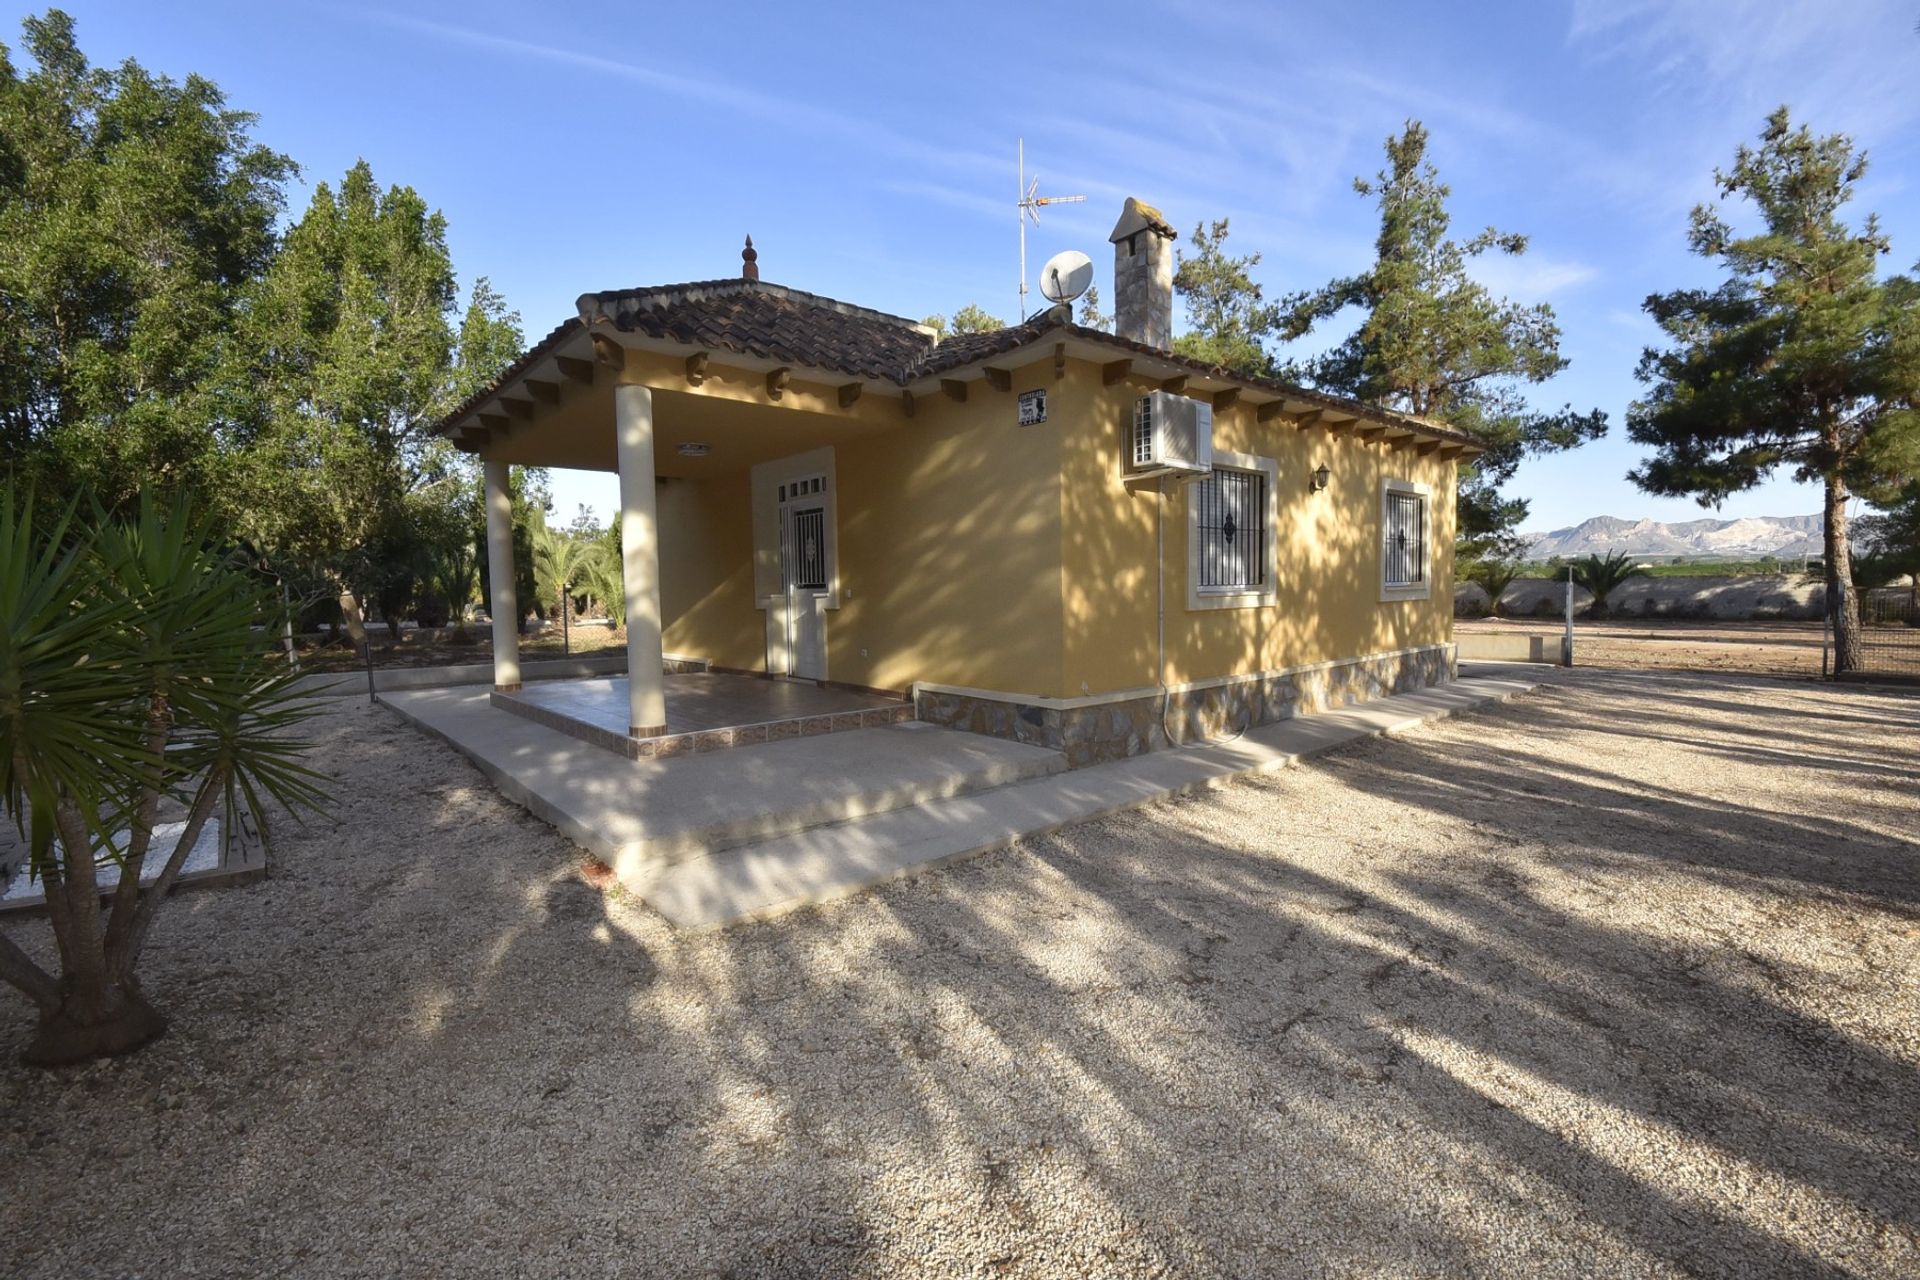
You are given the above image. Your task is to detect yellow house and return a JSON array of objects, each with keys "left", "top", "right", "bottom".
[{"left": 436, "top": 199, "right": 1479, "bottom": 767}]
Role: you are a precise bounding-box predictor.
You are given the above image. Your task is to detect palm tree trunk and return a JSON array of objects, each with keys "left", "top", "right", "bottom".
[
  {"left": 1825, "top": 473, "right": 1862, "bottom": 676},
  {"left": 24, "top": 797, "right": 166, "bottom": 1065}
]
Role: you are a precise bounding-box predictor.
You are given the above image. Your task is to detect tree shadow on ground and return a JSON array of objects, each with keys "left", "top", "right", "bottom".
[{"left": 1, "top": 678, "right": 1914, "bottom": 1277}]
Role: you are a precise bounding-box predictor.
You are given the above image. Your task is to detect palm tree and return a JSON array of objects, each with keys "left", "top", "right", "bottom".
[
  {"left": 433, "top": 539, "right": 479, "bottom": 641},
  {"left": 1465, "top": 559, "right": 1525, "bottom": 618},
  {"left": 1568, "top": 551, "right": 1649, "bottom": 619},
  {"left": 530, "top": 523, "right": 609, "bottom": 630},
  {"left": 579, "top": 551, "right": 627, "bottom": 629},
  {"left": 0, "top": 489, "right": 327, "bottom": 1064}
]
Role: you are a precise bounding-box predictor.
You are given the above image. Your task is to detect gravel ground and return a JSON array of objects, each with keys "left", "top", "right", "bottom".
[{"left": 2, "top": 669, "right": 1916, "bottom": 1278}]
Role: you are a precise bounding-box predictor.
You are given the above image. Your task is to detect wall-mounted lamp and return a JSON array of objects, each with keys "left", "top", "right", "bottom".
[{"left": 1310, "top": 464, "right": 1330, "bottom": 493}]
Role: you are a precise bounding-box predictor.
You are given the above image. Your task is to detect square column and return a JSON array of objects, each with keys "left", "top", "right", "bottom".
[
  {"left": 615, "top": 383, "right": 668, "bottom": 736},
  {"left": 483, "top": 458, "right": 521, "bottom": 692}
]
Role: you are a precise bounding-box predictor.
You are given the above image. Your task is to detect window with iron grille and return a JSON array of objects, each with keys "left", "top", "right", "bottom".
[
  {"left": 778, "top": 474, "right": 830, "bottom": 592},
  {"left": 785, "top": 507, "right": 828, "bottom": 590},
  {"left": 1193, "top": 466, "right": 1267, "bottom": 592},
  {"left": 1384, "top": 488, "right": 1427, "bottom": 588}
]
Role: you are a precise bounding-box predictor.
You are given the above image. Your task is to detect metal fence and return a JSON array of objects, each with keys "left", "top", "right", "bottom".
[{"left": 1834, "top": 589, "right": 1920, "bottom": 680}]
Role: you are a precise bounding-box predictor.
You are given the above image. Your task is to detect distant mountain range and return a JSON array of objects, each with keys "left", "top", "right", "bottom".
[{"left": 1521, "top": 514, "right": 1826, "bottom": 562}]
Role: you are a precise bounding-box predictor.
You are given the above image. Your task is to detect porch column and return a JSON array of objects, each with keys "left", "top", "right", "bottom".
[
  {"left": 615, "top": 383, "right": 668, "bottom": 736},
  {"left": 483, "top": 458, "right": 521, "bottom": 692}
]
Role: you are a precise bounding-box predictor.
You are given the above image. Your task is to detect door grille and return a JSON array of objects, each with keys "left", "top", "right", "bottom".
[{"left": 786, "top": 507, "right": 828, "bottom": 591}]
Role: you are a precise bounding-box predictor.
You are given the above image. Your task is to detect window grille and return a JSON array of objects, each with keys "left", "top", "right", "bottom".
[
  {"left": 784, "top": 507, "right": 828, "bottom": 591},
  {"left": 1194, "top": 467, "right": 1267, "bottom": 591},
  {"left": 1384, "top": 489, "right": 1426, "bottom": 587}
]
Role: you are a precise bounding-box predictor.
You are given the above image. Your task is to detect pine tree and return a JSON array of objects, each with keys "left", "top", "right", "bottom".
[
  {"left": 1630, "top": 107, "right": 1920, "bottom": 674},
  {"left": 1172, "top": 219, "right": 1279, "bottom": 376},
  {"left": 1077, "top": 283, "right": 1111, "bottom": 332},
  {"left": 1280, "top": 122, "right": 1606, "bottom": 559}
]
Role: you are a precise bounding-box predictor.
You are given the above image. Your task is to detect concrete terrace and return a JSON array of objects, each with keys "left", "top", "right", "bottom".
[{"left": 381, "top": 671, "right": 1537, "bottom": 927}]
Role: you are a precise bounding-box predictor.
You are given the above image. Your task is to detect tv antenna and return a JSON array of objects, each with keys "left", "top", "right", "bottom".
[{"left": 1017, "top": 139, "right": 1085, "bottom": 319}]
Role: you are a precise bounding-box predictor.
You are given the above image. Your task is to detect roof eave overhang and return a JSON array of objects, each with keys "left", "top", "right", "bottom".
[{"left": 907, "top": 322, "right": 1483, "bottom": 457}]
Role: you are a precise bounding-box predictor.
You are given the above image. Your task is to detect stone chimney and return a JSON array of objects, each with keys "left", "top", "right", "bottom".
[{"left": 1108, "top": 197, "right": 1176, "bottom": 349}]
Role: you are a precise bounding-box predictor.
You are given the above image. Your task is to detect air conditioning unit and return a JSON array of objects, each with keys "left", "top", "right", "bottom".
[{"left": 1130, "top": 391, "right": 1213, "bottom": 477}]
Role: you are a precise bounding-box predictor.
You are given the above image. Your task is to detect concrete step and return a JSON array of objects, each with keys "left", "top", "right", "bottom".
[
  {"left": 644, "top": 677, "right": 1538, "bottom": 929},
  {"left": 377, "top": 688, "right": 1068, "bottom": 881}
]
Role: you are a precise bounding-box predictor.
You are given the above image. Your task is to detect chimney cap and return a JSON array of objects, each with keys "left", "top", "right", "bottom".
[
  {"left": 741, "top": 234, "right": 759, "bottom": 280},
  {"left": 1109, "top": 196, "right": 1176, "bottom": 244}
]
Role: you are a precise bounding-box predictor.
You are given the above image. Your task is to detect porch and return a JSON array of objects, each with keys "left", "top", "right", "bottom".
[{"left": 491, "top": 670, "right": 913, "bottom": 760}]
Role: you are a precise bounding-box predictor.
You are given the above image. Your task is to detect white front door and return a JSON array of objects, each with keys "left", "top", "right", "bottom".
[{"left": 773, "top": 477, "right": 829, "bottom": 680}]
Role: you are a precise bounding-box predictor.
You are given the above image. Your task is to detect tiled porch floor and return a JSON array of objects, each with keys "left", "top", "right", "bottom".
[{"left": 495, "top": 672, "right": 911, "bottom": 759}]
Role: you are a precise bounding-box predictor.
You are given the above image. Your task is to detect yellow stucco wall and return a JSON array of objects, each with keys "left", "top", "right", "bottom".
[
  {"left": 644, "top": 352, "right": 1454, "bottom": 699},
  {"left": 657, "top": 469, "right": 761, "bottom": 668},
  {"left": 832, "top": 357, "right": 1065, "bottom": 697},
  {"left": 1061, "top": 369, "right": 1457, "bottom": 695}
]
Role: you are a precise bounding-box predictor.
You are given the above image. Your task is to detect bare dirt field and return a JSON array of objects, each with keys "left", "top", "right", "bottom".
[
  {"left": 1458, "top": 616, "right": 1835, "bottom": 679},
  {"left": 2, "top": 669, "right": 1916, "bottom": 1277}
]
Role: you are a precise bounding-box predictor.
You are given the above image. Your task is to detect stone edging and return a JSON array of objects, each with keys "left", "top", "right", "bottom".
[{"left": 916, "top": 644, "right": 1456, "bottom": 767}]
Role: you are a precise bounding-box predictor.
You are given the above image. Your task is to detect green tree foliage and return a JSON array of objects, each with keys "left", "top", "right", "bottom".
[
  {"left": 574, "top": 516, "right": 626, "bottom": 627},
  {"left": 1280, "top": 122, "right": 1607, "bottom": 560},
  {"left": 1464, "top": 558, "right": 1524, "bottom": 617},
  {"left": 922, "top": 304, "right": 1006, "bottom": 337},
  {"left": 224, "top": 165, "right": 523, "bottom": 638},
  {"left": 1629, "top": 107, "right": 1920, "bottom": 673},
  {"left": 1172, "top": 219, "right": 1279, "bottom": 376},
  {"left": 0, "top": 9, "right": 293, "bottom": 505},
  {"left": 1567, "top": 551, "right": 1647, "bottom": 619},
  {"left": 1857, "top": 484, "right": 1920, "bottom": 597},
  {"left": 1077, "top": 283, "right": 1110, "bottom": 332},
  {"left": 531, "top": 518, "right": 610, "bottom": 626},
  {"left": 0, "top": 487, "right": 326, "bottom": 1064}
]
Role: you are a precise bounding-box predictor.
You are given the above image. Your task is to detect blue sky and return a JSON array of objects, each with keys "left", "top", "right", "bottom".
[{"left": 44, "top": 1, "right": 1920, "bottom": 532}]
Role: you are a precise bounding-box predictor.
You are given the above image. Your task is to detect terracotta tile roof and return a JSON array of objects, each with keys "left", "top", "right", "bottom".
[
  {"left": 581, "top": 280, "right": 935, "bottom": 382},
  {"left": 433, "top": 279, "right": 1478, "bottom": 452}
]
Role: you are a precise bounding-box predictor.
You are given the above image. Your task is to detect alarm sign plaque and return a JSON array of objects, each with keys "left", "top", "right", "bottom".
[{"left": 1017, "top": 388, "right": 1047, "bottom": 426}]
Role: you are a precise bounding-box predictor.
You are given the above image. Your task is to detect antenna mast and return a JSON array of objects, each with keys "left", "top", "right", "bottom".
[{"left": 1017, "top": 139, "right": 1085, "bottom": 320}]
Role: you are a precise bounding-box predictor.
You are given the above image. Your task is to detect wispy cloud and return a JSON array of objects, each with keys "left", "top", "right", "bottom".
[
  {"left": 1567, "top": 0, "right": 1920, "bottom": 136},
  {"left": 356, "top": 10, "right": 1006, "bottom": 180},
  {"left": 1471, "top": 254, "right": 1600, "bottom": 302}
]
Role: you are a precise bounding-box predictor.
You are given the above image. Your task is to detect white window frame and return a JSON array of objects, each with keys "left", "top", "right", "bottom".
[
  {"left": 1379, "top": 477, "right": 1432, "bottom": 602},
  {"left": 1186, "top": 449, "right": 1279, "bottom": 611}
]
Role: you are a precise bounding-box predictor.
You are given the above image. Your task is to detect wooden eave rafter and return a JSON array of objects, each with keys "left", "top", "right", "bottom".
[{"left": 590, "top": 332, "right": 625, "bottom": 370}]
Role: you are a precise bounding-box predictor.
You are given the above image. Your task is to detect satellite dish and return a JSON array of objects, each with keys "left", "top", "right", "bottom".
[{"left": 1038, "top": 249, "right": 1094, "bottom": 305}]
